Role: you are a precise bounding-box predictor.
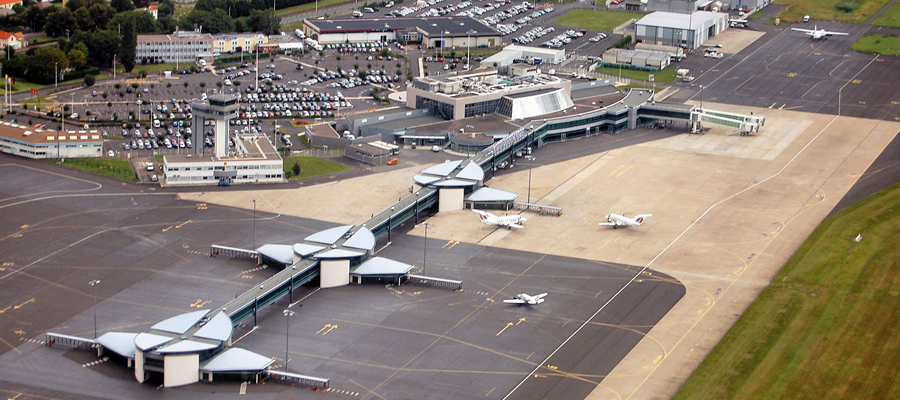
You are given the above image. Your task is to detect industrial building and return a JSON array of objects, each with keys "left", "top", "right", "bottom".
[
  {"left": 479, "top": 44, "right": 566, "bottom": 71},
  {"left": 301, "top": 17, "right": 500, "bottom": 47},
  {"left": 0, "top": 121, "right": 104, "bottom": 159},
  {"left": 634, "top": 11, "right": 728, "bottom": 49},
  {"left": 601, "top": 48, "right": 672, "bottom": 70},
  {"left": 211, "top": 32, "right": 268, "bottom": 54}
]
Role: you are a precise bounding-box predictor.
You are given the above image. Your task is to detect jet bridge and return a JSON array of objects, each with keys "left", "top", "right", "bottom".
[{"left": 693, "top": 109, "right": 766, "bottom": 135}]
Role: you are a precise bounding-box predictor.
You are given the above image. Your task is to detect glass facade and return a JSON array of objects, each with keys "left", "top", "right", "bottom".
[
  {"left": 415, "top": 96, "right": 455, "bottom": 120},
  {"left": 464, "top": 99, "right": 500, "bottom": 118}
]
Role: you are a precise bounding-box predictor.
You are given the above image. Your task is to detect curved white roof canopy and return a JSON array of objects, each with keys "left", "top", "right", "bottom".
[
  {"left": 343, "top": 227, "right": 375, "bottom": 251},
  {"left": 151, "top": 309, "right": 209, "bottom": 335},
  {"left": 304, "top": 225, "right": 353, "bottom": 245},
  {"left": 193, "top": 311, "right": 233, "bottom": 342}
]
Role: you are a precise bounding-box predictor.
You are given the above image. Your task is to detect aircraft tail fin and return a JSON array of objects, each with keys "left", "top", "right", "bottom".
[{"left": 634, "top": 214, "right": 653, "bottom": 224}]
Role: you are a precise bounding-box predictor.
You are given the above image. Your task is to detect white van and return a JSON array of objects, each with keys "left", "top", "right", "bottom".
[
  {"left": 153, "top": 119, "right": 160, "bottom": 128},
  {"left": 352, "top": 10, "right": 364, "bottom": 17}
]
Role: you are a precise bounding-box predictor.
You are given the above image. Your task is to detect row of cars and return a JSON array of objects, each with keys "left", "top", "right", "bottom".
[
  {"left": 512, "top": 26, "right": 555, "bottom": 45},
  {"left": 394, "top": 0, "right": 451, "bottom": 17},
  {"left": 418, "top": 0, "right": 471, "bottom": 17},
  {"left": 122, "top": 137, "right": 192, "bottom": 151},
  {"left": 539, "top": 30, "right": 585, "bottom": 48}
]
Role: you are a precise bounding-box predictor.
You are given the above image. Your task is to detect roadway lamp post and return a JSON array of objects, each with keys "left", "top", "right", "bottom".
[
  {"left": 422, "top": 222, "right": 432, "bottom": 276},
  {"left": 283, "top": 307, "right": 294, "bottom": 372},
  {"left": 55, "top": 62, "right": 58, "bottom": 87},
  {"left": 251, "top": 199, "right": 259, "bottom": 249},
  {"left": 89, "top": 280, "right": 100, "bottom": 338},
  {"left": 525, "top": 156, "right": 535, "bottom": 204},
  {"left": 699, "top": 84, "right": 704, "bottom": 111}
]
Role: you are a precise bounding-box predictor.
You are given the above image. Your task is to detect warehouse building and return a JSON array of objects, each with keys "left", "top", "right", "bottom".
[
  {"left": 601, "top": 48, "right": 672, "bottom": 70},
  {"left": 302, "top": 17, "right": 500, "bottom": 47},
  {"left": 634, "top": 11, "right": 728, "bottom": 49},
  {"left": 0, "top": 122, "right": 104, "bottom": 159}
]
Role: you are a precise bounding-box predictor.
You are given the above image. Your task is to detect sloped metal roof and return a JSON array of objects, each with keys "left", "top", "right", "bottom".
[
  {"left": 343, "top": 227, "right": 375, "bottom": 251},
  {"left": 413, "top": 175, "right": 443, "bottom": 185},
  {"left": 134, "top": 332, "right": 174, "bottom": 351},
  {"left": 466, "top": 187, "right": 519, "bottom": 202},
  {"left": 421, "top": 160, "right": 463, "bottom": 177},
  {"left": 433, "top": 179, "right": 477, "bottom": 187},
  {"left": 156, "top": 340, "right": 218, "bottom": 354},
  {"left": 256, "top": 244, "right": 295, "bottom": 264},
  {"left": 456, "top": 162, "right": 485, "bottom": 182},
  {"left": 96, "top": 332, "right": 138, "bottom": 358},
  {"left": 200, "top": 348, "right": 275, "bottom": 372},
  {"left": 292, "top": 243, "right": 326, "bottom": 257},
  {"left": 315, "top": 248, "right": 365, "bottom": 259},
  {"left": 352, "top": 257, "right": 414, "bottom": 275},
  {"left": 304, "top": 225, "right": 353, "bottom": 245},
  {"left": 151, "top": 310, "right": 209, "bottom": 335},
  {"left": 193, "top": 311, "right": 233, "bottom": 342}
]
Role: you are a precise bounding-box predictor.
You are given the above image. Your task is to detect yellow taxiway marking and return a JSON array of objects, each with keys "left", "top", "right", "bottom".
[
  {"left": 0, "top": 306, "right": 9, "bottom": 314},
  {"left": 317, "top": 324, "right": 337, "bottom": 335},
  {"left": 787, "top": 72, "right": 797, "bottom": 77},
  {"left": 190, "top": 299, "right": 211, "bottom": 308},
  {"left": 496, "top": 322, "right": 514, "bottom": 336},
  {"left": 778, "top": 104, "right": 786, "bottom": 109},
  {"left": 516, "top": 317, "right": 526, "bottom": 325},
  {"left": 442, "top": 240, "right": 460, "bottom": 249},
  {"left": 7, "top": 393, "right": 22, "bottom": 400},
  {"left": 852, "top": 79, "right": 861, "bottom": 84},
  {"left": 197, "top": 203, "right": 207, "bottom": 210},
  {"left": 162, "top": 226, "right": 173, "bottom": 232},
  {"left": 13, "top": 298, "right": 34, "bottom": 310},
  {"left": 176, "top": 220, "right": 192, "bottom": 229},
  {"left": 13, "top": 330, "right": 25, "bottom": 335},
  {"left": 19, "top": 225, "right": 28, "bottom": 229},
  {"left": 608, "top": 165, "right": 632, "bottom": 178},
  {"left": 768, "top": 102, "right": 777, "bottom": 108},
  {"left": 2, "top": 262, "right": 12, "bottom": 267}
]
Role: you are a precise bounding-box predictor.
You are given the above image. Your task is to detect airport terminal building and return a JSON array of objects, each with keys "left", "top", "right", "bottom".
[
  {"left": 0, "top": 121, "right": 104, "bottom": 159},
  {"left": 302, "top": 17, "right": 501, "bottom": 47},
  {"left": 635, "top": 11, "right": 728, "bottom": 49}
]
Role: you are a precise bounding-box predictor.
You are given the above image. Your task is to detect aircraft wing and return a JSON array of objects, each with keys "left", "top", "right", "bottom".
[
  {"left": 507, "top": 223, "right": 525, "bottom": 229},
  {"left": 791, "top": 27, "right": 814, "bottom": 34},
  {"left": 598, "top": 222, "right": 618, "bottom": 226},
  {"left": 535, "top": 293, "right": 548, "bottom": 299},
  {"left": 503, "top": 299, "right": 526, "bottom": 304},
  {"left": 825, "top": 30, "right": 849, "bottom": 36}
]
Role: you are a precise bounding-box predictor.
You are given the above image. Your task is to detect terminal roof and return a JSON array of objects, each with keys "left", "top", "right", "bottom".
[
  {"left": 134, "top": 332, "right": 174, "bottom": 351},
  {"left": 257, "top": 244, "right": 295, "bottom": 264},
  {"left": 95, "top": 332, "right": 138, "bottom": 358},
  {"left": 433, "top": 179, "right": 477, "bottom": 187},
  {"left": 413, "top": 175, "right": 442, "bottom": 185},
  {"left": 305, "top": 225, "right": 354, "bottom": 245},
  {"left": 343, "top": 227, "right": 375, "bottom": 251},
  {"left": 315, "top": 248, "right": 365, "bottom": 259},
  {"left": 455, "top": 162, "right": 485, "bottom": 181},
  {"left": 193, "top": 311, "right": 233, "bottom": 342},
  {"left": 421, "top": 160, "right": 463, "bottom": 177},
  {"left": 200, "top": 348, "right": 276, "bottom": 372},
  {"left": 466, "top": 187, "right": 519, "bottom": 202},
  {"left": 157, "top": 340, "right": 218, "bottom": 354},
  {"left": 151, "top": 309, "right": 209, "bottom": 335},
  {"left": 353, "top": 257, "right": 414, "bottom": 276},
  {"left": 292, "top": 243, "right": 326, "bottom": 257}
]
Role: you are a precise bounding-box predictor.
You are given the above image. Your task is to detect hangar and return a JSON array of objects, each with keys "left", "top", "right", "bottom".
[
  {"left": 302, "top": 17, "right": 501, "bottom": 48},
  {"left": 635, "top": 11, "right": 728, "bottom": 49}
]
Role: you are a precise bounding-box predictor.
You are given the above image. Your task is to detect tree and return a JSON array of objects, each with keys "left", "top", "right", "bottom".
[
  {"left": 107, "top": 10, "right": 159, "bottom": 34},
  {"left": 216, "top": 81, "right": 222, "bottom": 87},
  {"left": 157, "top": 0, "right": 174, "bottom": 16},
  {"left": 23, "top": 6, "right": 49, "bottom": 34},
  {"left": 84, "top": 75, "right": 96, "bottom": 86},
  {"left": 179, "top": 9, "right": 233, "bottom": 34},
  {"left": 67, "top": 48, "right": 87, "bottom": 70},
  {"left": 132, "top": 0, "right": 150, "bottom": 8},
  {"left": 44, "top": 8, "right": 77, "bottom": 38},
  {"left": 74, "top": 7, "right": 94, "bottom": 31},
  {"left": 247, "top": 9, "right": 280, "bottom": 35},
  {"left": 118, "top": 19, "right": 136, "bottom": 72},
  {"left": 87, "top": 4, "right": 117, "bottom": 31},
  {"left": 158, "top": 15, "right": 176, "bottom": 33},
  {"left": 183, "top": 81, "right": 189, "bottom": 88},
  {"left": 292, "top": 162, "right": 300, "bottom": 175},
  {"left": 110, "top": 0, "right": 133, "bottom": 13}
]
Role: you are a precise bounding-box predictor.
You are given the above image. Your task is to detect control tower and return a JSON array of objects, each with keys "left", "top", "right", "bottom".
[{"left": 191, "top": 94, "right": 239, "bottom": 157}]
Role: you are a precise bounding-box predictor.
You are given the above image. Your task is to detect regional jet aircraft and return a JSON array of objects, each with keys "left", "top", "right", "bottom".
[
  {"left": 599, "top": 213, "right": 652, "bottom": 229},
  {"left": 473, "top": 210, "right": 526, "bottom": 229},
  {"left": 791, "top": 25, "right": 849, "bottom": 40},
  {"left": 504, "top": 292, "right": 548, "bottom": 305}
]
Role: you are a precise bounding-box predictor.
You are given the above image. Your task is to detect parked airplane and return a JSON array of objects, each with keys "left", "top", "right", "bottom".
[
  {"left": 599, "top": 213, "right": 652, "bottom": 229},
  {"left": 503, "top": 292, "right": 548, "bottom": 305},
  {"left": 473, "top": 210, "right": 526, "bottom": 229},
  {"left": 791, "top": 25, "right": 849, "bottom": 40}
]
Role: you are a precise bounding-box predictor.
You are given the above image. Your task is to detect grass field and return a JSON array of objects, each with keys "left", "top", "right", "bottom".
[
  {"left": 277, "top": 0, "right": 347, "bottom": 16},
  {"left": 595, "top": 65, "right": 677, "bottom": 82},
  {"left": 850, "top": 34, "right": 900, "bottom": 55},
  {"left": 282, "top": 155, "right": 350, "bottom": 180},
  {"left": 555, "top": 9, "right": 639, "bottom": 32},
  {"left": 872, "top": 2, "right": 900, "bottom": 27},
  {"left": 773, "top": 0, "right": 892, "bottom": 23},
  {"left": 51, "top": 157, "right": 136, "bottom": 181},
  {"left": 673, "top": 181, "right": 900, "bottom": 399}
]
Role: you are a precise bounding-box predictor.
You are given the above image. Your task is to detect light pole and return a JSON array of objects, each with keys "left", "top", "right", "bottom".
[
  {"left": 55, "top": 62, "right": 58, "bottom": 87},
  {"left": 699, "top": 85, "right": 704, "bottom": 111},
  {"left": 466, "top": 29, "right": 476, "bottom": 70},
  {"left": 251, "top": 199, "right": 259, "bottom": 249},
  {"left": 525, "top": 156, "right": 535, "bottom": 204},
  {"left": 388, "top": 206, "right": 394, "bottom": 244},
  {"left": 422, "top": 222, "right": 432, "bottom": 276},
  {"left": 89, "top": 280, "right": 100, "bottom": 338},
  {"left": 283, "top": 307, "right": 295, "bottom": 372},
  {"left": 113, "top": 54, "right": 116, "bottom": 81}
]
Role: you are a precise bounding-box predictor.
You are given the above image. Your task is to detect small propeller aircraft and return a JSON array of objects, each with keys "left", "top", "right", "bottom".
[
  {"left": 503, "top": 292, "right": 548, "bottom": 306},
  {"left": 791, "top": 25, "right": 849, "bottom": 40},
  {"left": 473, "top": 209, "right": 526, "bottom": 229},
  {"left": 598, "top": 213, "right": 652, "bottom": 229}
]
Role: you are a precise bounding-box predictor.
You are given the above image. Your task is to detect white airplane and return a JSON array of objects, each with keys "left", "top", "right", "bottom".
[
  {"left": 791, "top": 25, "right": 849, "bottom": 40},
  {"left": 599, "top": 213, "right": 652, "bottom": 229},
  {"left": 503, "top": 292, "right": 547, "bottom": 305},
  {"left": 473, "top": 210, "right": 526, "bottom": 229}
]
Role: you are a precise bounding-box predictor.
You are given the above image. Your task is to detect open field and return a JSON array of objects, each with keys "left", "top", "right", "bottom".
[
  {"left": 555, "top": 9, "right": 639, "bottom": 32},
  {"left": 851, "top": 34, "right": 900, "bottom": 55},
  {"left": 872, "top": 2, "right": 900, "bottom": 27},
  {"left": 595, "top": 65, "right": 677, "bottom": 82},
  {"left": 673, "top": 181, "right": 900, "bottom": 399},
  {"left": 282, "top": 154, "right": 350, "bottom": 179},
  {"left": 773, "top": 0, "right": 892, "bottom": 23}
]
